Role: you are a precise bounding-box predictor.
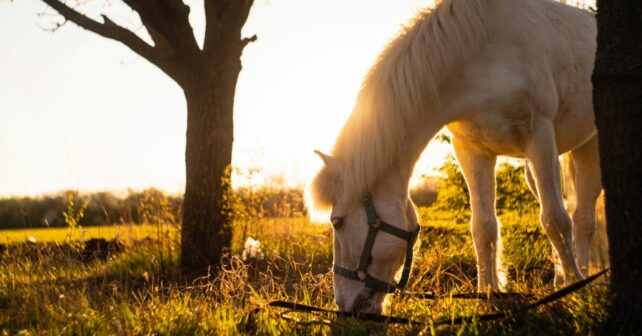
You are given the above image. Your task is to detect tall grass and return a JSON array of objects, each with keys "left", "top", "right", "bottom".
[{"left": 0, "top": 210, "right": 608, "bottom": 335}]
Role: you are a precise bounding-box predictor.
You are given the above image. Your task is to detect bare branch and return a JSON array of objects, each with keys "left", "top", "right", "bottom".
[
  {"left": 40, "top": 0, "right": 164, "bottom": 70},
  {"left": 241, "top": 34, "right": 257, "bottom": 49},
  {"left": 36, "top": 6, "right": 69, "bottom": 32},
  {"left": 37, "top": 17, "right": 68, "bottom": 32}
]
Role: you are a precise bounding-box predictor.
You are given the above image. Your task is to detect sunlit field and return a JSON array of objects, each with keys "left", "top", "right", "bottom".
[
  {"left": 0, "top": 224, "right": 161, "bottom": 244},
  {"left": 0, "top": 207, "right": 609, "bottom": 335}
]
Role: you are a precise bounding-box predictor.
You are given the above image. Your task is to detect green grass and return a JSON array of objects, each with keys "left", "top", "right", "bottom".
[
  {"left": 0, "top": 211, "right": 609, "bottom": 335},
  {"left": 0, "top": 224, "right": 163, "bottom": 244}
]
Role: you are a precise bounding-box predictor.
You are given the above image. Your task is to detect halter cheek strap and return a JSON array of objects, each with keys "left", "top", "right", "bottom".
[{"left": 333, "top": 198, "right": 420, "bottom": 293}]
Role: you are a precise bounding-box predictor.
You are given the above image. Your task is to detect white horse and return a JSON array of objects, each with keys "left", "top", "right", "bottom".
[{"left": 309, "top": 0, "right": 602, "bottom": 314}]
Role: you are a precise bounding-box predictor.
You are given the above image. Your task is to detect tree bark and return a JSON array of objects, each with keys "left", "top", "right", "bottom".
[
  {"left": 180, "top": 50, "right": 243, "bottom": 276},
  {"left": 593, "top": 0, "right": 642, "bottom": 333}
]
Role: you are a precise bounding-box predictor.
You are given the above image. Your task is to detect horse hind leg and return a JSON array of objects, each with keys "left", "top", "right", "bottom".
[
  {"left": 569, "top": 135, "right": 602, "bottom": 276},
  {"left": 526, "top": 160, "right": 566, "bottom": 285},
  {"left": 525, "top": 119, "right": 583, "bottom": 286},
  {"left": 453, "top": 137, "right": 505, "bottom": 291}
]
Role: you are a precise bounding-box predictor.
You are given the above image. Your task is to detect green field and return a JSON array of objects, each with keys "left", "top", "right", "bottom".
[
  {"left": 0, "top": 211, "right": 608, "bottom": 335},
  {"left": 0, "top": 224, "right": 164, "bottom": 244}
]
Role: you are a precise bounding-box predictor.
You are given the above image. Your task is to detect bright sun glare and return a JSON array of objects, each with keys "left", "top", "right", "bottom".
[{"left": 232, "top": 0, "right": 447, "bottom": 189}]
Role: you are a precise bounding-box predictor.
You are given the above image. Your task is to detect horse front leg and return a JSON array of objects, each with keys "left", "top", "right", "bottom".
[
  {"left": 453, "top": 137, "right": 505, "bottom": 292},
  {"left": 525, "top": 119, "right": 583, "bottom": 285}
]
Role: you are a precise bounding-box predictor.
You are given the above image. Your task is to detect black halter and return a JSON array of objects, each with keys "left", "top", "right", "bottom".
[{"left": 332, "top": 198, "right": 420, "bottom": 293}]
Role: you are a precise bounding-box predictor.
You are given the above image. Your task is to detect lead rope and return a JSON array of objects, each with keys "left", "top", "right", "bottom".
[
  {"left": 247, "top": 267, "right": 608, "bottom": 329},
  {"left": 247, "top": 243, "right": 642, "bottom": 329}
]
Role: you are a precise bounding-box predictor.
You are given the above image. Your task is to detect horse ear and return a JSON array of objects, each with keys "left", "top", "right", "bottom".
[
  {"left": 314, "top": 150, "right": 341, "bottom": 173},
  {"left": 310, "top": 150, "right": 343, "bottom": 210}
]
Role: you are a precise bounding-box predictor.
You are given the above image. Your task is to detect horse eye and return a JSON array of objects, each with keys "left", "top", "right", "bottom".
[{"left": 331, "top": 217, "right": 344, "bottom": 230}]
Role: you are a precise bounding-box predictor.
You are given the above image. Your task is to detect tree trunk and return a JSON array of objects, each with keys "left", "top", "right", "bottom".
[
  {"left": 593, "top": 0, "right": 642, "bottom": 332},
  {"left": 180, "top": 52, "right": 242, "bottom": 276},
  {"left": 39, "top": 0, "right": 255, "bottom": 277}
]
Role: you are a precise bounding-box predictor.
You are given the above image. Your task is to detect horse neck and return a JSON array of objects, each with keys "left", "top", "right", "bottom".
[{"left": 375, "top": 119, "right": 444, "bottom": 201}]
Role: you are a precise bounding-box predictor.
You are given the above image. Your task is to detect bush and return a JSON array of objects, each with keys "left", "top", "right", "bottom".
[
  {"left": 426, "top": 155, "right": 539, "bottom": 222},
  {"left": 495, "top": 162, "right": 539, "bottom": 214}
]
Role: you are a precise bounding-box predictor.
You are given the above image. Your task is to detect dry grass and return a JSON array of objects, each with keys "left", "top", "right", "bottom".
[{"left": 0, "top": 211, "right": 609, "bottom": 335}]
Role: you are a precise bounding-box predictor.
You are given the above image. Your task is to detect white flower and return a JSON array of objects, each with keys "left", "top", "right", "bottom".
[{"left": 242, "top": 237, "right": 264, "bottom": 260}]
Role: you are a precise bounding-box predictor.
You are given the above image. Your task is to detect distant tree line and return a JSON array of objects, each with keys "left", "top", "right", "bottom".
[
  {"left": 1, "top": 160, "right": 538, "bottom": 230},
  {"left": 0, "top": 187, "right": 306, "bottom": 230},
  {"left": 0, "top": 190, "right": 179, "bottom": 229}
]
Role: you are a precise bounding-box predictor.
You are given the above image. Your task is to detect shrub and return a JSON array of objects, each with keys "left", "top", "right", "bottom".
[{"left": 426, "top": 155, "right": 539, "bottom": 222}]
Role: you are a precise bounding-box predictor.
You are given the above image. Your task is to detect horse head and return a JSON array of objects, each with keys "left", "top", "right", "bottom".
[{"left": 311, "top": 150, "right": 420, "bottom": 314}]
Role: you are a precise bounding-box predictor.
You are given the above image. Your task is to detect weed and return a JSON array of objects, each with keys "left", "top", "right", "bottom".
[{"left": 63, "top": 192, "right": 88, "bottom": 253}]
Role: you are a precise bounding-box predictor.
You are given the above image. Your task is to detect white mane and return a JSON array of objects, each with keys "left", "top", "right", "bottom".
[{"left": 310, "top": 0, "right": 489, "bottom": 209}]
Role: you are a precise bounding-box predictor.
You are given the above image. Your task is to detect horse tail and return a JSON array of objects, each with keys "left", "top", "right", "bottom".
[
  {"left": 560, "top": 153, "right": 609, "bottom": 275},
  {"left": 591, "top": 191, "right": 609, "bottom": 273},
  {"left": 561, "top": 153, "right": 577, "bottom": 216}
]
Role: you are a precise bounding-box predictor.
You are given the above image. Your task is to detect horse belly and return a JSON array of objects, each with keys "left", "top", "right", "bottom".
[
  {"left": 448, "top": 110, "right": 596, "bottom": 158},
  {"left": 447, "top": 118, "right": 527, "bottom": 157}
]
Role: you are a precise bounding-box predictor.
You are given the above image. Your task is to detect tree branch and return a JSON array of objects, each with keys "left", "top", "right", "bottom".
[
  {"left": 122, "top": 0, "right": 199, "bottom": 56},
  {"left": 203, "top": 0, "right": 254, "bottom": 56},
  {"left": 241, "top": 34, "right": 257, "bottom": 49},
  {"left": 40, "top": 0, "right": 164, "bottom": 70}
]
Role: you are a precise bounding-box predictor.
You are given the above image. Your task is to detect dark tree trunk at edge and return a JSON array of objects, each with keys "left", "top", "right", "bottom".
[{"left": 593, "top": 0, "right": 642, "bottom": 333}]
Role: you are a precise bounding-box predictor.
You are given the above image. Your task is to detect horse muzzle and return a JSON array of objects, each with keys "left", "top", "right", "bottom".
[{"left": 337, "top": 288, "right": 383, "bottom": 314}]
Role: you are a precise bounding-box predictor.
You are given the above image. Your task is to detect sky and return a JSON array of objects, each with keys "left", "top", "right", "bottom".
[
  {"left": 0, "top": 0, "right": 592, "bottom": 197},
  {"left": 0, "top": 0, "right": 457, "bottom": 197}
]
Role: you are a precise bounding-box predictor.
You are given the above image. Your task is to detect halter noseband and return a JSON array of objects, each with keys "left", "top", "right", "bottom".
[{"left": 332, "top": 198, "right": 420, "bottom": 293}]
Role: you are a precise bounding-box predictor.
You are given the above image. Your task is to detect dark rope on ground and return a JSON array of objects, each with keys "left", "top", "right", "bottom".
[
  {"left": 247, "top": 242, "right": 642, "bottom": 329},
  {"left": 251, "top": 267, "right": 608, "bottom": 327}
]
